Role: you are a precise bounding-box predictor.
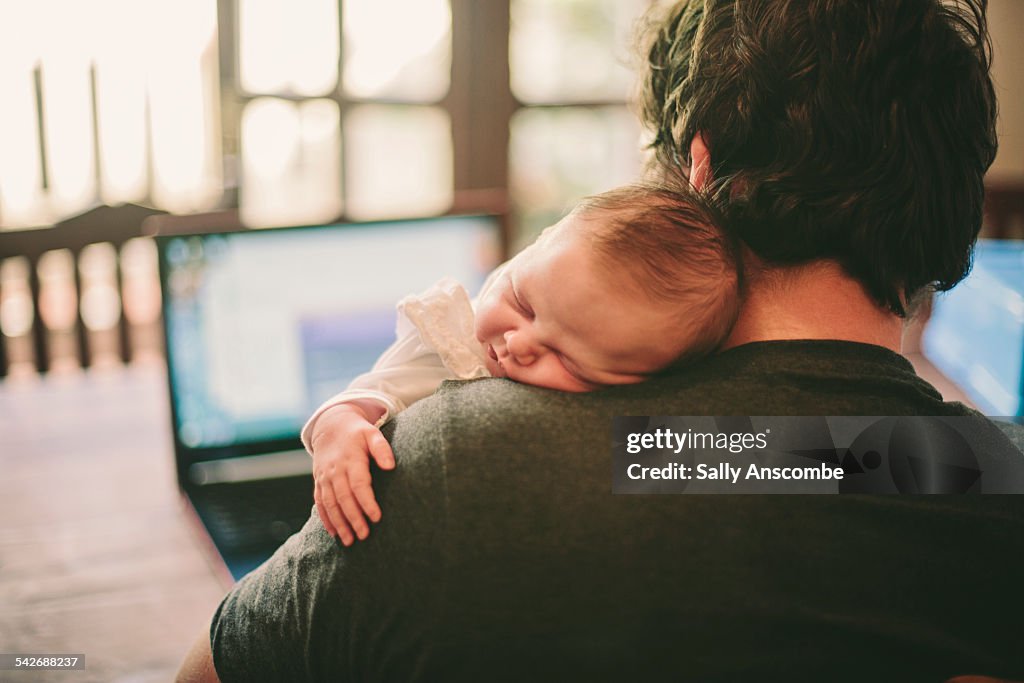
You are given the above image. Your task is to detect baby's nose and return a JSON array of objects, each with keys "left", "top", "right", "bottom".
[{"left": 504, "top": 330, "right": 538, "bottom": 366}]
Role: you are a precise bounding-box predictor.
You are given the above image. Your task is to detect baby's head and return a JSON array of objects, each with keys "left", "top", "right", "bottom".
[{"left": 474, "top": 182, "right": 740, "bottom": 392}]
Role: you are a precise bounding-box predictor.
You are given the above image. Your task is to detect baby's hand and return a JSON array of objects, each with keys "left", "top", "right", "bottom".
[{"left": 309, "top": 404, "right": 395, "bottom": 545}]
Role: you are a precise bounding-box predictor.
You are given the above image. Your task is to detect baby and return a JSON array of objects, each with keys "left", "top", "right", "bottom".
[{"left": 302, "top": 182, "right": 740, "bottom": 544}]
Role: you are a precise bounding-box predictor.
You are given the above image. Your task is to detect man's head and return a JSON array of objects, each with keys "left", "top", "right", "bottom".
[
  {"left": 638, "top": 0, "right": 998, "bottom": 316},
  {"left": 474, "top": 183, "right": 739, "bottom": 392}
]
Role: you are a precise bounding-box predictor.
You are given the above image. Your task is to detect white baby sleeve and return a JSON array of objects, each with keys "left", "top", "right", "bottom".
[{"left": 300, "top": 277, "right": 490, "bottom": 454}]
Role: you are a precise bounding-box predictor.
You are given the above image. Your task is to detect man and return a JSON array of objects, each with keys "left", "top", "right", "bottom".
[{"left": 179, "top": 0, "right": 1023, "bottom": 680}]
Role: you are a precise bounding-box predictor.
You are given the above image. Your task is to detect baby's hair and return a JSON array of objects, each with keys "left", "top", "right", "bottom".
[{"left": 574, "top": 182, "right": 741, "bottom": 365}]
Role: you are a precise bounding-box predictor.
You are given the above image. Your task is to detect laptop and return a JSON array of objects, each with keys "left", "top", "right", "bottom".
[{"left": 155, "top": 214, "right": 503, "bottom": 580}]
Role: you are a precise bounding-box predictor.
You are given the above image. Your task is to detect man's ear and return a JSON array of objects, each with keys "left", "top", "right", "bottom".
[{"left": 689, "top": 134, "right": 712, "bottom": 191}]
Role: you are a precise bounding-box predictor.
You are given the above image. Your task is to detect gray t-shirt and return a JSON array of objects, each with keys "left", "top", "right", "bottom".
[{"left": 211, "top": 341, "right": 1024, "bottom": 682}]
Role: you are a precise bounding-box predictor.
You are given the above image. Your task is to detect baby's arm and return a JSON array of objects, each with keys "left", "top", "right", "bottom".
[{"left": 303, "top": 314, "right": 456, "bottom": 545}]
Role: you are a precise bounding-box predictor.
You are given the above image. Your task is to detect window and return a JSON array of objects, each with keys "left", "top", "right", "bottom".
[
  {"left": 233, "top": 0, "right": 454, "bottom": 227},
  {"left": 231, "top": 0, "right": 648, "bottom": 239},
  {"left": 508, "top": 0, "right": 649, "bottom": 246},
  {"left": 0, "top": 1, "right": 649, "bottom": 239},
  {"left": 0, "top": 0, "right": 222, "bottom": 228}
]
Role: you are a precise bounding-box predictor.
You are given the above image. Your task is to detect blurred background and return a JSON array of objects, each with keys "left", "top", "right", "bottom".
[
  {"left": 0, "top": 0, "right": 656, "bottom": 379},
  {"left": 0, "top": 1, "right": 1023, "bottom": 681}
]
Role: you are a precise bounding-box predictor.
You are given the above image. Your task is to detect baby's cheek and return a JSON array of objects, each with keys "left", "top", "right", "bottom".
[
  {"left": 526, "top": 357, "right": 583, "bottom": 393},
  {"left": 473, "top": 304, "right": 496, "bottom": 341}
]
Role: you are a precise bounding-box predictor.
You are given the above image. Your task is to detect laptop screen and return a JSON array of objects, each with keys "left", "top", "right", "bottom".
[{"left": 157, "top": 215, "right": 502, "bottom": 455}]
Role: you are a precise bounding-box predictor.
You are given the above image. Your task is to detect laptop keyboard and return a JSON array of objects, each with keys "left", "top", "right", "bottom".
[{"left": 191, "top": 476, "right": 314, "bottom": 553}]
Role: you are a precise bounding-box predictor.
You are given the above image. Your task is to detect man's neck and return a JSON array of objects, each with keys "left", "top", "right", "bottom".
[{"left": 722, "top": 259, "right": 903, "bottom": 353}]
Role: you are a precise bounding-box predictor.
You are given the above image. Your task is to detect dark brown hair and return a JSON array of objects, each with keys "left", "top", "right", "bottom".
[{"left": 638, "top": 0, "right": 998, "bottom": 316}]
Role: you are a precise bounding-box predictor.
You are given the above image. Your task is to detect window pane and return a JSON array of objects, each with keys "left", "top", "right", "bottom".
[
  {"left": 147, "top": 0, "right": 222, "bottom": 213},
  {"left": 239, "top": 0, "right": 339, "bottom": 96},
  {"left": 40, "top": 56, "right": 97, "bottom": 217},
  {"left": 1, "top": 0, "right": 222, "bottom": 223},
  {"left": 510, "top": 106, "right": 643, "bottom": 245},
  {"left": 510, "top": 0, "right": 647, "bottom": 104},
  {"left": 94, "top": 0, "right": 150, "bottom": 204},
  {"left": 0, "top": 3, "right": 47, "bottom": 228},
  {"left": 343, "top": 105, "right": 452, "bottom": 220},
  {"left": 38, "top": 0, "right": 99, "bottom": 218},
  {"left": 240, "top": 98, "right": 342, "bottom": 228},
  {"left": 342, "top": 0, "right": 451, "bottom": 101},
  {"left": 35, "top": 0, "right": 98, "bottom": 218},
  {"left": 0, "top": 64, "right": 49, "bottom": 228},
  {"left": 92, "top": 0, "right": 149, "bottom": 202},
  {"left": 95, "top": 64, "right": 148, "bottom": 204}
]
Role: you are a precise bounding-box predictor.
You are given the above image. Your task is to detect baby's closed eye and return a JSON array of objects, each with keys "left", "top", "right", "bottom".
[{"left": 509, "top": 280, "right": 534, "bottom": 319}]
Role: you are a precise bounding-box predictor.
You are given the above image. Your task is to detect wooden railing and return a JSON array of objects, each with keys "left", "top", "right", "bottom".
[{"left": 0, "top": 203, "right": 166, "bottom": 378}]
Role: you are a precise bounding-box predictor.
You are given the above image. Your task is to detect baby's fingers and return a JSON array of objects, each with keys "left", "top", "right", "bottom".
[
  {"left": 332, "top": 473, "right": 370, "bottom": 542},
  {"left": 348, "top": 461, "right": 382, "bottom": 524},
  {"left": 320, "top": 478, "right": 355, "bottom": 546},
  {"left": 367, "top": 431, "right": 395, "bottom": 470}
]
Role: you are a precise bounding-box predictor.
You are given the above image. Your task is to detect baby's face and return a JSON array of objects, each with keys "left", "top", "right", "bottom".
[{"left": 474, "top": 213, "right": 686, "bottom": 392}]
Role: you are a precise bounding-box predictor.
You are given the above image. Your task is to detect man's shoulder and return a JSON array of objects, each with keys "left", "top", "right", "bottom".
[
  {"left": 393, "top": 377, "right": 601, "bottom": 454},
  {"left": 392, "top": 340, "right": 992, "bottom": 443},
  {"left": 433, "top": 376, "right": 588, "bottom": 410},
  {"left": 398, "top": 377, "right": 612, "bottom": 436}
]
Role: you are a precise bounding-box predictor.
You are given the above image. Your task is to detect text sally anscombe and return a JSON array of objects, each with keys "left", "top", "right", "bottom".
[{"left": 624, "top": 427, "right": 844, "bottom": 483}]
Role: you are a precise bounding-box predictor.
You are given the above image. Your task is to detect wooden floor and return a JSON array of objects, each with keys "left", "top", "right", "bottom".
[
  {"left": 0, "top": 364, "right": 227, "bottom": 683},
  {"left": 0, "top": 353, "right": 974, "bottom": 682}
]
